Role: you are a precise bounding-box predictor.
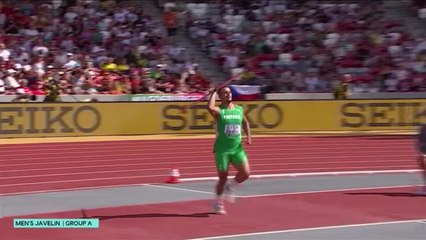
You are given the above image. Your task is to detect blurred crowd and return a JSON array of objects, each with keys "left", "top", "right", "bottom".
[
  {"left": 182, "top": 0, "right": 426, "bottom": 93},
  {"left": 0, "top": 0, "right": 211, "bottom": 96},
  {"left": 1, "top": 0, "right": 425, "bottom": 97},
  {"left": 411, "top": 0, "right": 426, "bottom": 19}
]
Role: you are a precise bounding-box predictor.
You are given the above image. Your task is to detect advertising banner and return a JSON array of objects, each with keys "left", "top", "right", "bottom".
[{"left": 1, "top": 99, "right": 426, "bottom": 138}]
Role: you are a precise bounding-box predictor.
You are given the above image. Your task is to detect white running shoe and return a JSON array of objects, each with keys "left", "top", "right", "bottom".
[
  {"left": 213, "top": 202, "right": 226, "bottom": 215},
  {"left": 223, "top": 184, "right": 236, "bottom": 203}
]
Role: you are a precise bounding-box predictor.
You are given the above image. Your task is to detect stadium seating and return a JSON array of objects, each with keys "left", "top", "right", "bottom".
[
  {"left": 182, "top": 0, "right": 425, "bottom": 93},
  {"left": 0, "top": 0, "right": 211, "bottom": 96}
]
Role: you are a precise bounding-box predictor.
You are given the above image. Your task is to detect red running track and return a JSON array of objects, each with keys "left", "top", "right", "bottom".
[
  {"left": 0, "top": 136, "right": 419, "bottom": 196},
  {"left": 2, "top": 186, "right": 425, "bottom": 240}
]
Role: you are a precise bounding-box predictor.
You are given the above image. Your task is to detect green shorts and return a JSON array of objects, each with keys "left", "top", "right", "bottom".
[{"left": 214, "top": 148, "right": 247, "bottom": 172}]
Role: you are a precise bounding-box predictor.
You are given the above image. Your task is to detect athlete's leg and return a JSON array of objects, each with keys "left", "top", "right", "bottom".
[
  {"left": 216, "top": 170, "right": 229, "bottom": 197},
  {"left": 232, "top": 161, "right": 250, "bottom": 184},
  {"left": 227, "top": 160, "right": 250, "bottom": 196},
  {"left": 215, "top": 151, "right": 230, "bottom": 195},
  {"left": 230, "top": 148, "right": 250, "bottom": 184},
  {"left": 223, "top": 149, "right": 250, "bottom": 203},
  {"left": 213, "top": 151, "right": 230, "bottom": 214}
]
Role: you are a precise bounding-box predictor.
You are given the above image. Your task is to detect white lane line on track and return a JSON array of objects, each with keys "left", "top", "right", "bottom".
[
  {"left": 187, "top": 219, "right": 426, "bottom": 240},
  {"left": 179, "top": 169, "right": 422, "bottom": 182},
  {"left": 145, "top": 184, "right": 215, "bottom": 195},
  {"left": 145, "top": 185, "right": 416, "bottom": 199},
  {"left": 0, "top": 184, "right": 419, "bottom": 199},
  {"left": 0, "top": 166, "right": 417, "bottom": 181},
  {"left": 0, "top": 159, "right": 416, "bottom": 173},
  {"left": 0, "top": 175, "right": 166, "bottom": 188},
  {"left": 0, "top": 169, "right": 421, "bottom": 196},
  {"left": 0, "top": 183, "right": 216, "bottom": 197},
  {"left": 0, "top": 182, "right": 150, "bottom": 197}
]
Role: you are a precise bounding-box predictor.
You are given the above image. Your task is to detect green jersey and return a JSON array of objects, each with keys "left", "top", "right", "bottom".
[{"left": 214, "top": 105, "right": 244, "bottom": 152}]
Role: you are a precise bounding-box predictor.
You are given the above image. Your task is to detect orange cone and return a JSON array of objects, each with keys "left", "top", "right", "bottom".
[{"left": 166, "top": 168, "right": 180, "bottom": 184}]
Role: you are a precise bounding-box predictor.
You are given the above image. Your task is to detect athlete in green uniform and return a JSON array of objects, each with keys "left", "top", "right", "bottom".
[{"left": 207, "top": 86, "right": 251, "bottom": 215}]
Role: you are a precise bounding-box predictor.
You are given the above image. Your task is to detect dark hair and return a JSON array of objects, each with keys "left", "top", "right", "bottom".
[{"left": 217, "top": 86, "right": 230, "bottom": 94}]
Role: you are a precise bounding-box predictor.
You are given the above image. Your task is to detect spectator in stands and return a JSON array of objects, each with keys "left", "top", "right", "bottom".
[
  {"left": 304, "top": 72, "right": 323, "bottom": 92},
  {"left": 0, "top": 71, "right": 5, "bottom": 94},
  {"left": 42, "top": 79, "right": 61, "bottom": 102},
  {"left": 102, "top": 57, "right": 119, "bottom": 72},
  {"left": 142, "top": 75, "right": 164, "bottom": 94},
  {"left": 0, "top": 0, "right": 209, "bottom": 97},
  {"left": 163, "top": 7, "right": 178, "bottom": 37},
  {"left": 0, "top": 43, "right": 10, "bottom": 61},
  {"left": 184, "top": 0, "right": 425, "bottom": 95},
  {"left": 334, "top": 74, "right": 351, "bottom": 100}
]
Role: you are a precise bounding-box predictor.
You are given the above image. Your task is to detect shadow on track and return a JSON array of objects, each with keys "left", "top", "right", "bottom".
[
  {"left": 80, "top": 209, "right": 215, "bottom": 220},
  {"left": 345, "top": 192, "right": 425, "bottom": 197}
]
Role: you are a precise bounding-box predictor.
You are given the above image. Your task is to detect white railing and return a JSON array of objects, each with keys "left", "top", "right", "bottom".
[{"left": 3, "top": 92, "right": 426, "bottom": 102}]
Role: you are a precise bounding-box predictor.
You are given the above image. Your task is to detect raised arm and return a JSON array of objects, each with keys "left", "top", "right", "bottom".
[{"left": 207, "top": 89, "right": 221, "bottom": 118}]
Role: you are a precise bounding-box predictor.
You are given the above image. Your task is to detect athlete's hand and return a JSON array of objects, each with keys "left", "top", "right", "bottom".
[
  {"left": 208, "top": 84, "right": 220, "bottom": 94},
  {"left": 245, "top": 138, "right": 252, "bottom": 145},
  {"left": 208, "top": 88, "right": 217, "bottom": 94}
]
